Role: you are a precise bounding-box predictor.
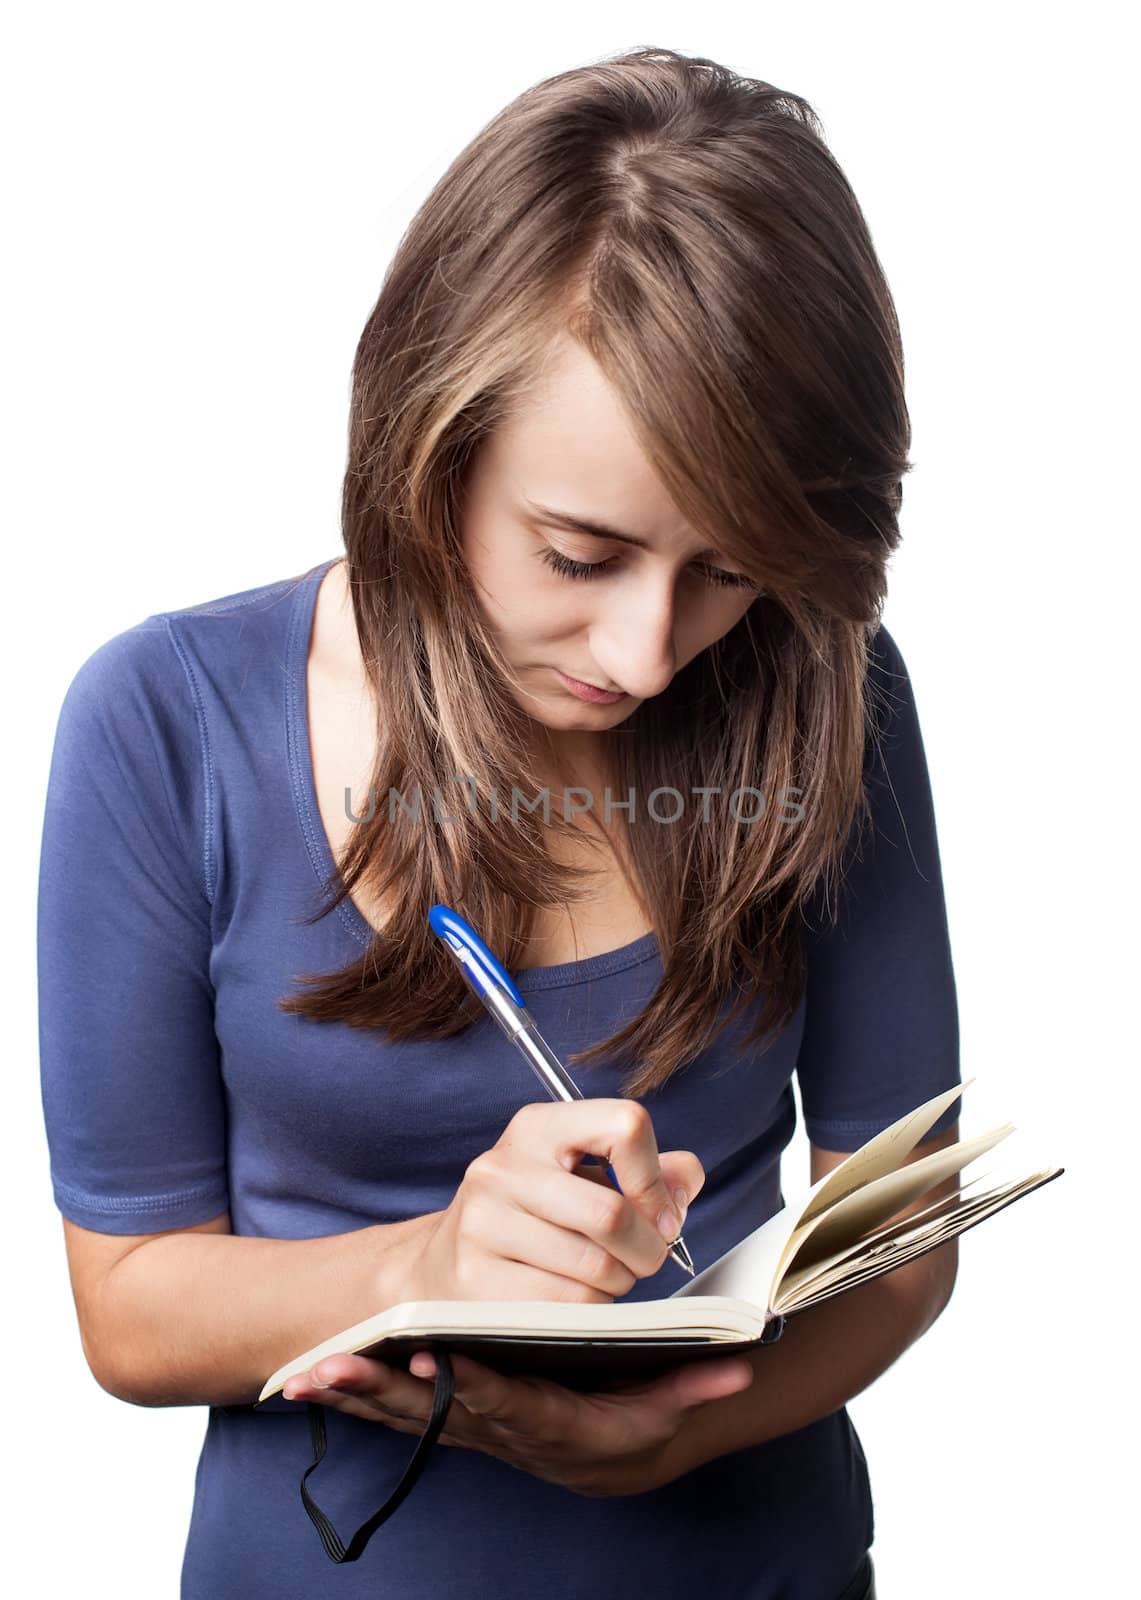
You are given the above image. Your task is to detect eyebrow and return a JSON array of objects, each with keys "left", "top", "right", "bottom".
[{"left": 523, "top": 499, "right": 722, "bottom": 561}]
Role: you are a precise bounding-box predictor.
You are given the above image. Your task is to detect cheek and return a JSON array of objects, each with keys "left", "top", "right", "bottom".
[{"left": 469, "top": 553, "right": 584, "bottom": 643}]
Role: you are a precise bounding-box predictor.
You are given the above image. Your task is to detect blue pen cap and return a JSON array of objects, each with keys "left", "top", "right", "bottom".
[{"left": 428, "top": 903, "right": 526, "bottom": 1009}]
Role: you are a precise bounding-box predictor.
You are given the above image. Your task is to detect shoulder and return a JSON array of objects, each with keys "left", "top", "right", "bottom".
[
  {"left": 46, "top": 561, "right": 333, "bottom": 898},
  {"left": 860, "top": 620, "right": 930, "bottom": 781},
  {"left": 57, "top": 558, "right": 331, "bottom": 728},
  {"left": 157, "top": 560, "right": 326, "bottom": 633},
  {"left": 867, "top": 619, "right": 906, "bottom": 681},
  {"left": 864, "top": 621, "right": 914, "bottom": 737}
]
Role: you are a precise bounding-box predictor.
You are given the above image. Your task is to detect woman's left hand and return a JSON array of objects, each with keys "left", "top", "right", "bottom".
[{"left": 282, "top": 1346, "right": 754, "bottom": 1497}]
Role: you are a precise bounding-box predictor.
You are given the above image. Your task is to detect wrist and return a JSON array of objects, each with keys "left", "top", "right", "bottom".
[{"left": 374, "top": 1210, "right": 444, "bottom": 1309}]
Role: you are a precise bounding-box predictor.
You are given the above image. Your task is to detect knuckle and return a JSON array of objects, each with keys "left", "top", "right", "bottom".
[
  {"left": 454, "top": 1192, "right": 481, "bottom": 1232},
  {"left": 465, "top": 1151, "right": 495, "bottom": 1189},
  {"left": 574, "top": 1235, "right": 614, "bottom": 1288},
  {"left": 509, "top": 1103, "right": 543, "bottom": 1138},
  {"left": 468, "top": 1149, "right": 514, "bottom": 1199},
  {"left": 587, "top": 1189, "right": 627, "bottom": 1239},
  {"left": 551, "top": 1275, "right": 598, "bottom": 1304},
  {"left": 614, "top": 1101, "right": 651, "bottom": 1141}
]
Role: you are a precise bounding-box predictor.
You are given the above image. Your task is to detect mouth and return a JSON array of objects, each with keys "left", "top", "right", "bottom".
[{"left": 555, "top": 670, "right": 629, "bottom": 705}]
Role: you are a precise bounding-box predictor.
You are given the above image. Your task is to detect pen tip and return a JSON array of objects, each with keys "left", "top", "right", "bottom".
[{"left": 671, "top": 1238, "right": 696, "bottom": 1276}]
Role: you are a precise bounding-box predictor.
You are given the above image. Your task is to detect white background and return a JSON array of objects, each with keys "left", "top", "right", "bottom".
[{"left": 5, "top": 2, "right": 1134, "bottom": 1593}]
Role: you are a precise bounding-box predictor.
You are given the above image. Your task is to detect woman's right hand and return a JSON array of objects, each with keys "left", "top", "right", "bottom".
[{"left": 405, "top": 1099, "right": 705, "bottom": 1303}]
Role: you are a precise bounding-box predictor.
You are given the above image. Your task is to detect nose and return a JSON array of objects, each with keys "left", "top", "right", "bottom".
[{"left": 590, "top": 577, "right": 678, "bottom": 700}]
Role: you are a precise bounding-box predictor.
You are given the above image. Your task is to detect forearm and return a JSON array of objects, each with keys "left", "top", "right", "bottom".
[
  {"left": 669, "top": 1250, "right": 956, "bottom": 1476},
  {"left": 94, "top": 1211, "right": 441, "bottom": 1409}
]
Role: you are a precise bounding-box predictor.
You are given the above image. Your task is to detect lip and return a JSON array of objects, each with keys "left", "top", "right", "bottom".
[{"left": 555, "top": 670, "right": 628, "bottom": 705}]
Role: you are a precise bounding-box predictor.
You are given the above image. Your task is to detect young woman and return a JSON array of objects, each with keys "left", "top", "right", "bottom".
[{"left": 38, "top": 47, "right": 961, "bottom": 1600}]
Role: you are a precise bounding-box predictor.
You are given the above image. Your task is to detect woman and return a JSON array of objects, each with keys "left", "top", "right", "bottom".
[{"left": 38, "top": 46, "right": 961, "bottom": 1599}]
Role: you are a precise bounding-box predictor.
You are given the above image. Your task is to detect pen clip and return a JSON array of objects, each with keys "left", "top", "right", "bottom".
[{"left": 428, "top": 903, "right": 526, "bottom": 1011}]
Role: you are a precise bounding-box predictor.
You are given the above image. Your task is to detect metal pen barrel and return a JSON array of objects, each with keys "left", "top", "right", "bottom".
[{"left": 480, "top": 984, "right": 584, "bottom": 1102}]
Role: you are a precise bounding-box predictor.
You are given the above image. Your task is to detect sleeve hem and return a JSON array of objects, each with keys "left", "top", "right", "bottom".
[
  {"left": 53, "top": 1178, "right": 229, "bottom": 1234},
  {"left": 804, "top": 1097, "right": 962, "bottom": 1151}
]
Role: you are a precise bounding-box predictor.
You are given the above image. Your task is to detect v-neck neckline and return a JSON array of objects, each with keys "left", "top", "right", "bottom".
[{"left": 284, "top": 556, "right": 660, "bottom": 992}]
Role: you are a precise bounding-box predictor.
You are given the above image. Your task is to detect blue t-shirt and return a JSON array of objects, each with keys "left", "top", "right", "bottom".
[{"left": 37, "top": 556, "right": 960, "bottom": 1599}]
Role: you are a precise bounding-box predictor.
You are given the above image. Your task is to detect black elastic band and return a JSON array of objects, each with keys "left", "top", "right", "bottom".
[
  {"left": 293, "top": 1325, "right": 787, "bottom": 1561},
  {"left": 298, "top": 1348, "right": 455, "bottom": 1563}
]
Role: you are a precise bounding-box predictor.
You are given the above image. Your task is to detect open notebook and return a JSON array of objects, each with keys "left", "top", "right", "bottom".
[
  {"left": 259, "top": 1079, "right": 1064, "bottom": 1401},
  {"left": 260, "top": 1078, "right": 1064, "bottom": 1564}
]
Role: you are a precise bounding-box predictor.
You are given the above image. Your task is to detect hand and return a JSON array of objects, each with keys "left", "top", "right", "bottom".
[
  {"left": 282, "top": 1345, "right": 754, "bottom": 1497},
  {"left": 402, "top": 1099, "right": 703, "bottom": 1306}
]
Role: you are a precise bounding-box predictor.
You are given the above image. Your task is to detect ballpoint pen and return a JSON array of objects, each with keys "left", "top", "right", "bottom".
[{"left": 428, "top": 902, "right": 695, "bottom": 1276}]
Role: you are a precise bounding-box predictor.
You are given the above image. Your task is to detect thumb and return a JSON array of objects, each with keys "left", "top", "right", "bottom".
[
  {"left": 615, "top": 1356, "right": 754, "bottom": 1409},
  {"left": 670, "top": 1356, "right": 755, "bottom": 1408},
  {"left": 657, "top": 1152, "right": 705, "bottom": 1217}
]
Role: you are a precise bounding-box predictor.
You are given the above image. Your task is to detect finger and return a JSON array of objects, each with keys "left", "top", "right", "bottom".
[
  {"left": 522, "top": 1161, "right": 677, "bottom": 1282},
  {"left": 571, "top": 1158, "right": 614, "bottom": 1187},
  {"left": 284, "top": 1357, "right": 433, "bottom": 1426},
  {"left": 512, "top": 1099, "right": 682, "bottom": 1253},
  {"left": 442, "top": 1351, "right": 565, "bottom": 1444},
  {"left": 657, "top": 1151, "right": 706, "bottom": 1210},
  {"left": 300, "top": 1387, "right": 474, "bottom": 1449},
  {"left": 658, "top": 1357, "right": 756, "bottom": 1408},
  {"left": 603, "top": 1354, "right": 755, "bottom": 1406},
  {"left": 475, "top": 1186, "right": 641, "bottom": 1298}
]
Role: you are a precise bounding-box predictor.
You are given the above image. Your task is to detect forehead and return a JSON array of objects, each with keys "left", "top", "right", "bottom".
[{"left": 492, "top": 336, "right": 679, "bottom": 526}]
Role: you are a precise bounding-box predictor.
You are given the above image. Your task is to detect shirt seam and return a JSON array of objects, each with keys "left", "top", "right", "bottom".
[
  {"left": 52, "top": 1176, "right": 227, "bottom": 1215},
  {"left": 163, "top": 615, "right": 217, "bottom": 907},
  {"left": 512, "top": 934, "right": 662, "bottom": 992}
]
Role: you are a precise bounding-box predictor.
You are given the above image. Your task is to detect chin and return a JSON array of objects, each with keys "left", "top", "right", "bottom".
[
  {"left": 524, "top": 697, "right": 631, "bottom": 730},
  {"left": 561, "top": 702, "right": 638, "bottom": 727}
]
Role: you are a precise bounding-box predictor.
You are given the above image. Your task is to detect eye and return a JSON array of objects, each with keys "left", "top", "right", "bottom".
[
  {"left": 539, "top": 548, "right": 618, "bottom": 582},
  {"left": 539, "top": 546, "right": 757, "bottom": 591}
]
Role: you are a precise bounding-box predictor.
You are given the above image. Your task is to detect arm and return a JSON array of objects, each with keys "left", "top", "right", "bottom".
[
  {"left": 37, "top": 627, "right": 442, "bottom": 1412},
  {"left": 86, "top": 1207, "right": 441, "bottom": 1409},
  {"left": 666, "top": 1125, "right": 960, "bottom": 1476}
]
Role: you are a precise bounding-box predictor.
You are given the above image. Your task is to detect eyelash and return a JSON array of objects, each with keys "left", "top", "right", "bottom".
[{"left": 539, "top": 546, "right": 757, "bottom": 592}]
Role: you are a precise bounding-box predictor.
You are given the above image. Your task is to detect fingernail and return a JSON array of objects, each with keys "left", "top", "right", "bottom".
[
  {"left": 657, "top": 1202, "right": 681, "bottom": 1241},
  {"left": 673, "top": 1188, "right": 689, "bottom": 1223},
  {"left": 308, "top": 1367, "right": 333, "bottom": 1389}
]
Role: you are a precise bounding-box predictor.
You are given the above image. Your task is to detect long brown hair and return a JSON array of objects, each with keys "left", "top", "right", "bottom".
[{"left": 278, "top": 45, "right": 912, "bottom": 1099}]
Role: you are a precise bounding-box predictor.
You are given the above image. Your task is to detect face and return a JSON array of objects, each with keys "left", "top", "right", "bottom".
[{"left": 459, "top": 334, "right": 759, "bottom": 767}]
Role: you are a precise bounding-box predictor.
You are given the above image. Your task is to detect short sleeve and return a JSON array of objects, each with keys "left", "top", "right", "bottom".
[
  {"left": 796, "top": 625, "right": 962, "bottom": 1151},
  {"left": 36, "top": 619, "right": 229, "bottom": 1233}
]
